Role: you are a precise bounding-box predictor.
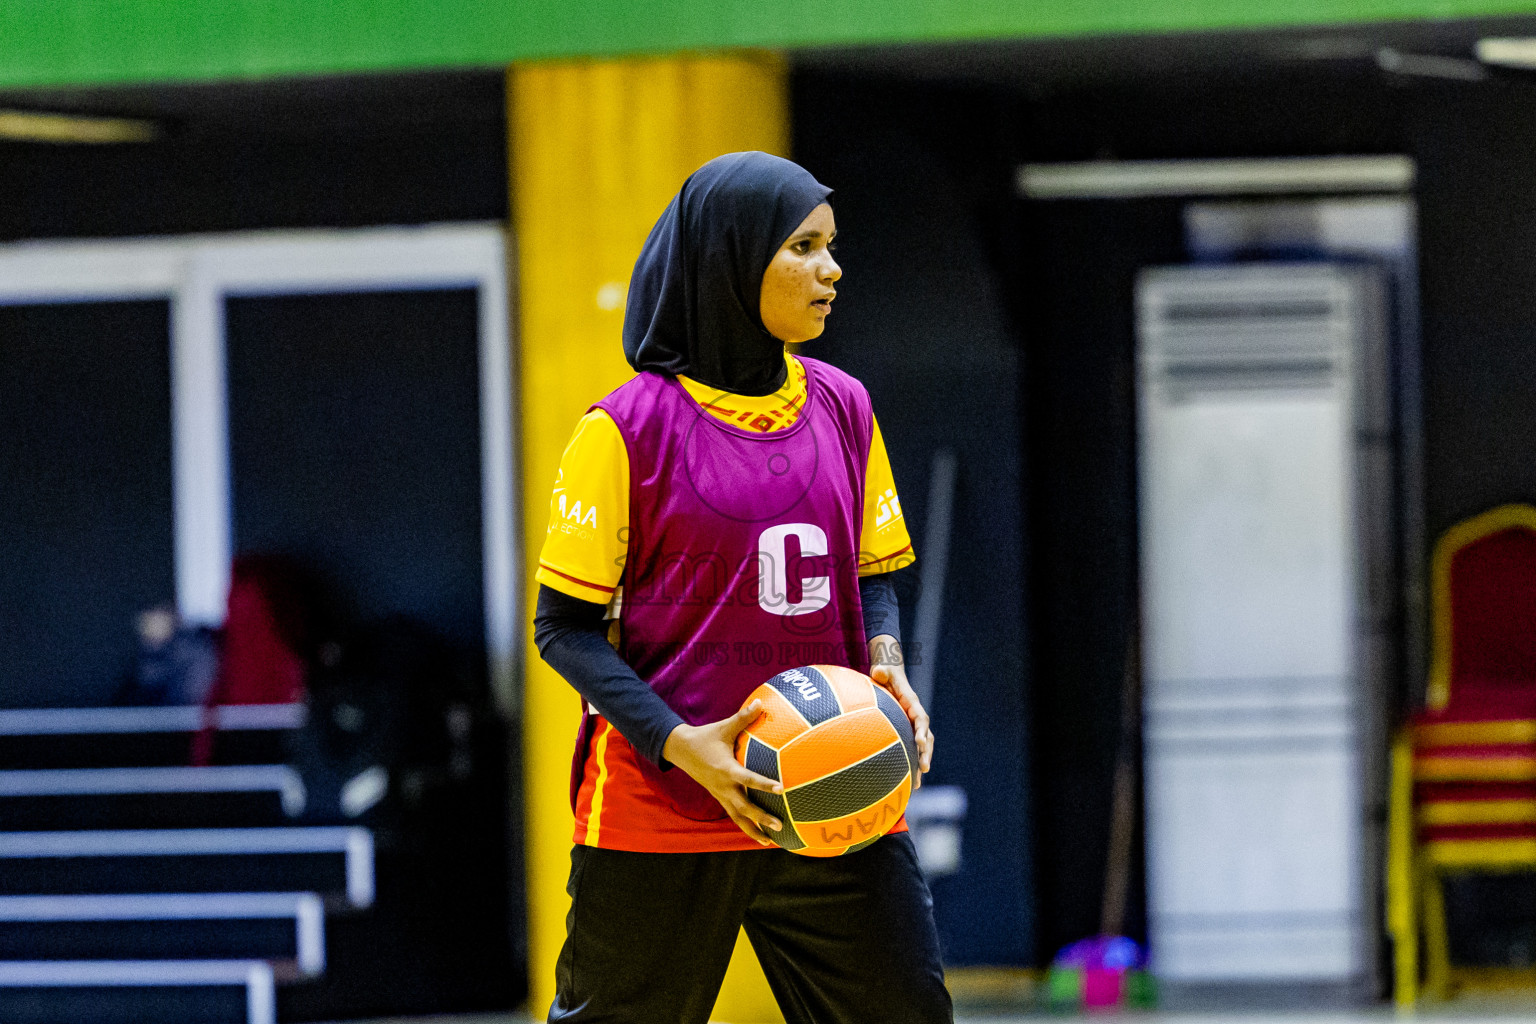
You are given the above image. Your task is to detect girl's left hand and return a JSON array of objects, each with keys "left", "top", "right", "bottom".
[{"left": 868, "top": 637, "right": 933, "bottom": 779}]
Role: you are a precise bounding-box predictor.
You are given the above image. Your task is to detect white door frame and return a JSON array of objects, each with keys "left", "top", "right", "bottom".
[{"left": 0, "top": 225, "right": 519, "bottom": 709}]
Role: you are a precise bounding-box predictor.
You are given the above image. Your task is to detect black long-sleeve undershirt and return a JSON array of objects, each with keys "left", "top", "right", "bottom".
[{"left": 532, "top": 574, "right": 902, "bottom": 768}]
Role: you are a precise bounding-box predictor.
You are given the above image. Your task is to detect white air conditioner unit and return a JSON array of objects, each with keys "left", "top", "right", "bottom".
[{"left": 1136, "top": 263, "right": 1387, "bottom": 983}]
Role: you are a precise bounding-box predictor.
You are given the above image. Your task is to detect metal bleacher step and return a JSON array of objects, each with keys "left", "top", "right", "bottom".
[
  {"left": 0, "top": 892, "right": 324, "bottom": 975},
  {"left": 0, "top": 827, "right": 373, "bottom": 906},
  {"left": 0, "top": 707, "right": 334, "bottom": 1024},
  {"left": 0, "top": 705, "right": 304, "bottom": 770},
  {"left": 0, "top": 766, "right": 305, "bottom": 830},
  {"left": 0, "top": 959, "right": 275, "bottom": 1024}
]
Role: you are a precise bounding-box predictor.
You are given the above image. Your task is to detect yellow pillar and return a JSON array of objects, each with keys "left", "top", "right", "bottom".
[{"left": 510, "top": 53, "right": 790, "bottom": 1023}]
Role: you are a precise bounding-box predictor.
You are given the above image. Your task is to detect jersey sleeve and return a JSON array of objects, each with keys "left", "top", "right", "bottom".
[
  {"left": 858, "top": 415, "right": 915, "bottom": 576},
  {"left": 536, "top": 409, "right": 630, "bottom": 604}
]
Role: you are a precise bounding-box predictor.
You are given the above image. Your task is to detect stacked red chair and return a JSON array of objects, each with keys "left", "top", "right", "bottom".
[{"left": 1389, "top": 504, "right": 1536, "bottom": 1005}]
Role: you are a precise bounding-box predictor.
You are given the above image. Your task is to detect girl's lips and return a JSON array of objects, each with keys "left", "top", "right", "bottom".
[{"left": 811, "top": 299, "right": 831, "bottom": 314}]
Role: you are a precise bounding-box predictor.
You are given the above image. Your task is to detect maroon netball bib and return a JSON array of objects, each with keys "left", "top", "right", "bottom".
[{"left": 588, "top": 356, "right": 873, "bottom": 820}]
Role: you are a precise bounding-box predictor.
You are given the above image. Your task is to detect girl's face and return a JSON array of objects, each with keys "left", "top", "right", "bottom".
[{"left": 759, "top": 203, "right": 841, "bottom": 345}]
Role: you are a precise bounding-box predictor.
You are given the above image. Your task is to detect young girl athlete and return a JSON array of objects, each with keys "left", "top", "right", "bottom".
[{"left": 534, "top": 151, "right": 952, "bottom": 1023}]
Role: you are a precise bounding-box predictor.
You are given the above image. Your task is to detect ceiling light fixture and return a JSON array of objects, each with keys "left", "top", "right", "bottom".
[
  {"left": 1017, "top": 156, "right": 1415, "bottom": 200},
  {"left": 1477, "top": 37, "right": 1536, "bottom": 70},
  {"left": 1376, "top": 47, "right": 1487, "bottom": 81},
  {"left": 0, "top": 109, "right": 159, "bottom": 144}
]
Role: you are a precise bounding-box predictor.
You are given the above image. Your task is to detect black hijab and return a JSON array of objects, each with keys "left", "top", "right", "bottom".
[{"left": 622, "top": 151, "right": 832, "bottom": 396}]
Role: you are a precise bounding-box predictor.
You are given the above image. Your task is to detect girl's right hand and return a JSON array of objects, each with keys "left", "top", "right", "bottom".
[{"left": 662, "top": 701, "right": 785, "bottom": 845}]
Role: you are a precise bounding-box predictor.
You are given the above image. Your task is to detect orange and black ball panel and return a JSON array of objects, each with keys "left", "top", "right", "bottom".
[
  {"left": 763, "top": 666, "right": 842, "bottom": 725},
  {"left": 735, "top": 664, "right": 916, "bottom": 856},
  {"left": 873, "top": 684, "right": 921, "bottom": 782},
  {"left": 741, "top": 734, "right": 805, "bottom": 851}
]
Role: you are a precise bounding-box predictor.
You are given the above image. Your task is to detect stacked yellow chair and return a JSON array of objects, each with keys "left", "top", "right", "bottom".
[{"left": 1389, "top": 505, "right": 1536, "bottom": 1005}]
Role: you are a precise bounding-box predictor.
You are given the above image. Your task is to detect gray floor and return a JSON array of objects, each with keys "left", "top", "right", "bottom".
[{"left": 331, "top": 1009, "right": 1536, "bottom": 1024}]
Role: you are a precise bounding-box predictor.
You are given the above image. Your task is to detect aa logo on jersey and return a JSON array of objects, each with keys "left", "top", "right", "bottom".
[
  {"left": 874, "top": 487, "right": 903, "bottom": 530},
  {"left": 550, "top": 468, "right": 599, "bottom": 530},
  {"left": 557, "top": 493, "right": 598, "bottom": 529}
]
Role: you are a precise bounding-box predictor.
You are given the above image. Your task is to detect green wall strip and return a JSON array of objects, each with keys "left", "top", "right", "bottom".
[{"left": 0, "top": 0, "right": 1532, "bottom": 89}]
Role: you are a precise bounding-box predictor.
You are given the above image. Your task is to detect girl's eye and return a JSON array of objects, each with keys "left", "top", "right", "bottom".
[
  {"left": 793, "top": 241, "right": 811, "bottom": 254},
  {"left": 827, "top": 240, "right": 838, "bottom": 252}
]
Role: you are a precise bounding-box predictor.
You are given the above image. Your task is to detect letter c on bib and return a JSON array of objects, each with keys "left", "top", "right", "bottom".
[{"left": 757, "top": 523, "right": 830, "bottom": 616}]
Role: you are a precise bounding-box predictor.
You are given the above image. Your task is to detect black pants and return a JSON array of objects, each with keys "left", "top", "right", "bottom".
[{"left": 548, "top": 832, "right": 952, "bottom": 1024}]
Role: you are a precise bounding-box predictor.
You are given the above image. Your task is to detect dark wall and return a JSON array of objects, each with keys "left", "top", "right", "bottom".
[
  {"left": 794, "top": 72, "right": 1035, "bottom": 965},
  {"left": 227, "top": 289, "right": 487, "bottom": 652},
  {"left": 1015, "top": 200, "right": 1185, "bottom": 956},
  {"left": 0, "top": 128, "right": 504, "bottom": 240},
  {"left": 0, "top": 72, "right": 507, "bottom": 240},
  {"left": 0, "top": 301, "right": 175, "bottom": 708},
  {"left": 1021, "top": 66, "right": 1404, "bottom": 162},
  {"left": 1411, "top": 77, "right": 1536, "bottom": 544}
]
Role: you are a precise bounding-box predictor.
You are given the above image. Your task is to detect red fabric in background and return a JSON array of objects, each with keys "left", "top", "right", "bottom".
[
  {"left": 1419, "top": 781, "right": 1536, "bottom": 802},
  {"left": 215, "top": 564, "right": 308, "bottom": 705},
  {"left": 191, "top": 556, "right": 315, "bottom": 764},
  {"left": 1415, "top": 744, "right": 1536, "bottom": 759},
  {"left": 1415, "top": 698, "right": 1536, "bottom": 722},
  {"left": 1420, "top": 822, "right": 1536, "bottom": 842},
  {"left": 1451, "top": 528, "right": 1536, "bottom": 698}
]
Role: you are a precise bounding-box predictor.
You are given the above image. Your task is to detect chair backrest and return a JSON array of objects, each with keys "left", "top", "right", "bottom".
[{"left": 1430, "top": 505, "right": 1536, "bottom": 710}]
